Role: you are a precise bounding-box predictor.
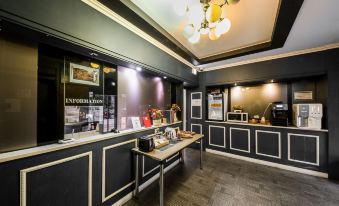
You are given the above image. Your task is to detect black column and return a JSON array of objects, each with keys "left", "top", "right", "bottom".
[{"left": 326, "top": 49, "right": 339, "bottom": 180}]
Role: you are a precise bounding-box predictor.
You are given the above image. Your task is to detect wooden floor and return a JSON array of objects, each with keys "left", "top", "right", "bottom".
[{"left": 125, "top": 148, "right": 339, "bottom": 206}]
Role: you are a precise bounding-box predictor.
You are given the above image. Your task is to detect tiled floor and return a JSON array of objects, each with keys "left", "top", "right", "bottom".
[{"left": 125, "top": 148, "right": 339, "bottom": 206}]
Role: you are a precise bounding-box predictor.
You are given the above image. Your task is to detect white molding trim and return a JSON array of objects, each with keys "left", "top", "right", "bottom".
[
  {"left": 288, "top": 133, "right": 320, "bottom": 166},
  {"left": 190, "top": 92, "right": 202, "bottom": 119},
  {"left": 230, "top": 127, "right": 250, "bottom": 153},
  {"left": 20, "top": 152, "right": 93, "bottom": 206},
  {"left": 255, "top": 130, "right": 281, "bottom": 159},
  {"left": 191, "top": 123, "right": 202, "bottom": 134},
  {"left": 206, "top": 149, "right": 328, "bottom": 178},
  {"left": 165, "top": 152, "right": 180, "bottom": 163},
  {"left": 81, "top": 0, "right": 195, "bottom": 69},
  {"left": 142, "top": 156, "right": 160, "bottom": 177},
  {"left": 208, "top": 125, "right": 226, "bottom": 148},
  {"left": 202, "top": 42, "right": 339, "bottom": 72},
  {"left": 111, "top": 192, "right": 133, "bottom": 206},
  {"left": 102, "top": 139, "right": 137, "bottom": 203},
  {"left": 183, "top": 89, "right": 187, "bottom": 131}
]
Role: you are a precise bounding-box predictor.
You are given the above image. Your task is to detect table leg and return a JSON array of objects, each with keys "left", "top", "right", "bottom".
[
  {"left": 159, "top": 162, "right": 164, "bottom": 206},
  {"left": 133, "top": 153, "right": 139, "bottom": 197},
  {"left": 180, "top": 150, "right": 184, "bottom": 163},
  {"left": 200, "top": 138, "right": 203, "bottom": 170}
]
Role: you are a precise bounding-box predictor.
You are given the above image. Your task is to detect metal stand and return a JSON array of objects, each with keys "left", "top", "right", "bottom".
[
  {"left": 180, "top": 150, "right": 184, "bottom": 163},
  {"left": 133, "top": 153, "right": 139, "bottom": 197},
  {"left": 159, "top": 162, "right": 164, "bottom": 206},
  {"left": 200, "top": 138, "right": 203, "bottom": 170}
]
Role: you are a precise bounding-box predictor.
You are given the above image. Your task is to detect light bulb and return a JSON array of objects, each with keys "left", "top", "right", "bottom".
[
  {"left": 209, "top": 27, "right": 220, "bottom": 40},
  {"left": 188, "top": 30, "right": 200, "bottom": 44},
  {"left": 206, "top": 4, "right": 222, "bottom": 23},
  {"left": 209, "top": 21, "right": 218, "bottom": 28},
  {"left": 188, "top": 3, "right": 204, "bottom": 28},
  {"left": 183, "top": 24, "right": 195, "bottom": 39},
  {"left": 221, "top": 4, "right": 228, "bottom": 18},
  {"left": 173, "top": 0, "right": 188, "bottom": 16},
  {"left": 200, "top": 27, "right": 210, "bottom": 35},
  {"left": 215, "top": 18, "right": 231, "bottom": 36}
]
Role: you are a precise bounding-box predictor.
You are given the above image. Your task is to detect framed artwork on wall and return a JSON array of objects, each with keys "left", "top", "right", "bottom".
[{"left": 70, "top": 63, "right": 100, "bottom": 86}]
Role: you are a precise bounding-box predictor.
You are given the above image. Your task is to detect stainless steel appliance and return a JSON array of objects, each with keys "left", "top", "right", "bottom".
[
  {"left": 271, "top": 102, "right": 289, "bottom": 126},
  {"left": 293, "top": 104, "right": 323, "bottom": 129},
  {"left": 207, "top": 93, "right": 225, "bottom": 121},
  {"left": 226, "top": 112, "right": 248, "bottom": 123}
]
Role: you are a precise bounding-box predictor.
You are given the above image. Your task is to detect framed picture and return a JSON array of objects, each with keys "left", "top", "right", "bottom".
[{"left": 70, "top": 63, "right": 100, "bottom": 86}]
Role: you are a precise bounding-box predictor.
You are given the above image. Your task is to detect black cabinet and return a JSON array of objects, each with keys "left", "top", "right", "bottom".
[
  {"left": 288, "top": 133, "right": 319, "bottom": 166},
  {"left": 255, "top": 130, "right": 281, "bottom": 159},
  {"left": 208, "top": 125, "right": 226, "bottom": 150},
  {"left": 230, "top": 127, "right": 250, "bottom": 153}
]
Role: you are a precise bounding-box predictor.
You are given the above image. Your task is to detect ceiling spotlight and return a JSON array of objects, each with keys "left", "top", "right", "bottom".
[
  {"left": 270, "top": 79, "right": 274, "bottom": 83},
  {"left": 163, "top": 76, "right": 167, "bottom": 79},
  {"left": 234, "top": 83, "right": 237, "bottom": 86},
  {"left": 136, "top": 67, "right": 142, "bottom": 72}
]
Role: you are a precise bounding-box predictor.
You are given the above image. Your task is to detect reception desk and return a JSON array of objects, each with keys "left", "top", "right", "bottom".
[
  {"left": 0, "top": 122, "right": 182, "bottom": 206},
  {"left": 203, "top": 121, "right": 328, "bottom": 177}
]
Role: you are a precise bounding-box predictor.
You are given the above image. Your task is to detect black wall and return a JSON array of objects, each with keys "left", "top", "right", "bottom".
[
  {"left": 0, "top": 0, "right": 197, "bottom": 85},
  {"left": 188, "top": 48, "right": 339, "bottom": 180}
]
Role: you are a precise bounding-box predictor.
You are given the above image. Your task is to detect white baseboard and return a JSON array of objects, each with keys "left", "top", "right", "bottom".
[
  {"left": 111, "top": 192, "right": 133, "bottom": 206},
  {"left": 111, "top": 159, "right": 180, "bottom": 206},
  {"left": 206, "top": 149, "right": 328, "bottom": 178}
]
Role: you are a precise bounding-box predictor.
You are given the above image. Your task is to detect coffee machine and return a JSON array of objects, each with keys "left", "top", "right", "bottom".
[
  {"left": 271, "top": 102, "right": 289, "bottom": 126},
  {"left": 293, "top": 104, "right": 323, "bottom": 129}
]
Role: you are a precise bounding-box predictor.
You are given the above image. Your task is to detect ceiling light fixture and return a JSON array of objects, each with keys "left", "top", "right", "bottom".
[
  {"left": 136, "top": 67, "right": 142, "bottom": 72},
  {"left": 176, "top": 0, "right": 239, "bottom": 43}
]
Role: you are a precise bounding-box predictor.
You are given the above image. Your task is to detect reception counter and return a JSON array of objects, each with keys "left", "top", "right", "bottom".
[
  {"left": 202, "top": 121, "right": 328, "bottom": 177},
  {"left": 0, "top": 122, "right": 182, "bottom": 206}
]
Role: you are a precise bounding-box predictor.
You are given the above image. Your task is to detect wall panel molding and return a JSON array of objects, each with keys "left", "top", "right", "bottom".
[
  {"left": 255, "top": 130, "right": 281, "bottom": 159},
  {"left": 20, "top": 152, "right": 93, "bottom": 206},
  {"left": 230, "top": 127, "right": 250, "bottom": 153},
  {"left": 102, "top": 139, "right": 137, "bottom": 203},
  {"left": 208, "top": 125, "right": 226, "bottom": 148},
  {"left": 288, "top": 133, "right": 319, "bottom": 166}
]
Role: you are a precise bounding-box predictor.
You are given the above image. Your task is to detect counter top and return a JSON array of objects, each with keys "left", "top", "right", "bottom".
[
  {"left": 0, "top": 122, "right": 182, "bottom": 164},
  {"left": 132, "top": 134, "right": 203, "bottom": 161},
  {"left": 205, "top": 121, "right": 328, "bottom": 132}
]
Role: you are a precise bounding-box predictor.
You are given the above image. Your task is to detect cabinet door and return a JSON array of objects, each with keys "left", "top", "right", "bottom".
[
  {"left": 288, "top": 133, "right": 319, "bottom": 166},
  {"left": 230, "top": 127, "right": 250, "bottom": 153},
  {"left": 208, "top": 125, "right": 226, "bottom": 149},
  {"left": 256, "top": 130, "right": 281, "bottom": 159}
]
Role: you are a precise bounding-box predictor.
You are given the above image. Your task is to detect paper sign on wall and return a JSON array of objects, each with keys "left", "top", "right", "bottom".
[{"left": 191, "top": 99, "right": 202, "bottom": 107}]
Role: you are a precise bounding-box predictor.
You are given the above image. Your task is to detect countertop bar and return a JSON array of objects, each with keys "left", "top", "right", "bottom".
[
  {"left": 0, "top": 121, "right": 182, "bottom": 164},
  {"left": 205, "top": 121, "right": 328, "bottom": 132}
]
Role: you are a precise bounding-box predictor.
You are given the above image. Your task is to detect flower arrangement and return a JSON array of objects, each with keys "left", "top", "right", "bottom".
[
  {"left": 148, "top": 108, "right": 163, "bottom": 120},
  {"left": 171, "top": 104, "right": 181, "bottom": 113}
]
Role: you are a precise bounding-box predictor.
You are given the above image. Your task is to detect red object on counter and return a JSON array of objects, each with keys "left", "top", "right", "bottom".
[{"left": 143, "top": 116, "right": 152, "bottom": 128}]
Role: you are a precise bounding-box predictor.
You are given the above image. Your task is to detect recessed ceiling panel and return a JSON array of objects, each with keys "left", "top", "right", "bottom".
[{"left": 128, "top": 0, "right": 280, "bottom": 59}]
